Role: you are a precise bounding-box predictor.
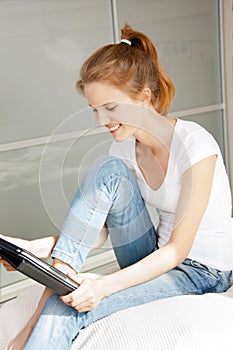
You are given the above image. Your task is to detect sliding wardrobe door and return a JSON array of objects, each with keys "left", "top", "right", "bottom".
[
  {"left": 0, "top": 0, "right": 113, "bottom": 289},
  {"left": 116, "top": 0, "right": 226, "bottom": 162}
]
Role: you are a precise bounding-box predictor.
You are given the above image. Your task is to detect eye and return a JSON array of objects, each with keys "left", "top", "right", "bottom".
[
  {"left": 92, "top": 108, "right": 97, "bottom": 113},
  {"left": 106, "top": 105, "right": 117, "bottom": 111}
]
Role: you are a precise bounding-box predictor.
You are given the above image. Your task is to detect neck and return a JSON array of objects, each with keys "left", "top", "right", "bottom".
[{"left": 134, "top": 112, "right": 177, "bottom": 155}]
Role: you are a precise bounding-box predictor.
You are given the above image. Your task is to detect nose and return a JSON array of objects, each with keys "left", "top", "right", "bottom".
[{"left": 96, "top": 110, "right": 111, "bottom": 126}]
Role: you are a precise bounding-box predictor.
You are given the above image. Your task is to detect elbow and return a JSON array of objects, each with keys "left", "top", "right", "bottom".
[
  {"left": 176, "top": 252, "right": 189, "bottom": 265},
  {"left": 167, "top": 242, "right": 191, "bottom": 267}
]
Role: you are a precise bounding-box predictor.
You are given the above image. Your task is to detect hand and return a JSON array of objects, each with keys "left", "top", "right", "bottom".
[
  {"left": 0, "top": 256, "right": 15, "bottom": 271},
  {"left": 0, "top": 234, "right": 58, "bottom": 266},
  {"left": 0, "top": 234, "right": 31, "bottom": 271},
  {"left": 60, "top": 273, "right": 105, "bottom": 312}
]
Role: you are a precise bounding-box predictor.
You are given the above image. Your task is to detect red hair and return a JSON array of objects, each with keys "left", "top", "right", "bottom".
[{"left": 77, "top": 24, "right": 175, "bottom": 116}]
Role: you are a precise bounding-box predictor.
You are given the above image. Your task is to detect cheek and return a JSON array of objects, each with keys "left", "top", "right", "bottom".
[
  {"left": 110, "top": 103, "right": 143, "bottom": 127},
  {"left": 120, "top": 125, "right": 137, "bottom": 138},
  {"left": 125, "top": 124, "right": 137, "bottom": 133}
]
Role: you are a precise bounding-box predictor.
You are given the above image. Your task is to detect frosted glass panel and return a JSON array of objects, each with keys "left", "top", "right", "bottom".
[
  {"left": 0, "top": 133, "right": 111, "bottom": 239},
  {"left": 179, "top": 111, "right": 225, "bottom": 161},
  {"left": 116, "top": 0, "right": 221, "bottom": 111},
  {"left": 0, "top": 130, "right": 111, "bottom": 287},
  {"left": 0, "top": 0, "right": 112, "bottom": 143}
]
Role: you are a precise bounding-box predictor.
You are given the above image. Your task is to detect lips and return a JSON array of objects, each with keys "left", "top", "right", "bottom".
[{"left": 108, "top": 124, "right": 121, "bottom": 134}]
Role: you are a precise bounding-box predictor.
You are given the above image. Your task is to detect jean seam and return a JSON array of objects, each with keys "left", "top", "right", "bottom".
[
  {"left": 52, "top": 250, "right": 82, "bottom": 272},
  {"left": 97, "top": 173, "right": 134, "bottom": 202}
]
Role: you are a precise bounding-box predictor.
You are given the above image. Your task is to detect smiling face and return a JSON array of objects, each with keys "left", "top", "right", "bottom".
[{"left": 84, "top": 82, "right": 151, "bottom": 142}]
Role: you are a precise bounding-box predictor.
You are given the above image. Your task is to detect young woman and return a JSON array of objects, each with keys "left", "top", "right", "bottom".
[{"left": 1, "top": 24, "right": 232, "bottom": 350}]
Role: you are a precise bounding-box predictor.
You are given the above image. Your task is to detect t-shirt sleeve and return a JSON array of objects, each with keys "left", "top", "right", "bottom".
[{"left": 178, "top": 129, "right": 221, "bottom": 175}]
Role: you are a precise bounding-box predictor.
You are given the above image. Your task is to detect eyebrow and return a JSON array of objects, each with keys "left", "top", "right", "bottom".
[{"left": 89, "top": 102, "right": 117, "bottom": 108}]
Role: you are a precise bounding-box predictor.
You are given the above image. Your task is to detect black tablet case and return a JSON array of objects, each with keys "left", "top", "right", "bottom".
[{"left": 0, "top": 238, "right": 79, "bottom": 295}]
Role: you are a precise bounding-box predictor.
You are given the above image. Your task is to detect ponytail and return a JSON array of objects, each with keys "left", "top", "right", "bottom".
[
  {"left": 120, "top": 24, "right": 175, "bottom": 115},
  {"left": 77, "top": 24, "right": 175, "bottom": 116}
]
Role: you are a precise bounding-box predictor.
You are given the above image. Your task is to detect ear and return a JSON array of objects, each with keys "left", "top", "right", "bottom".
[{"left": 139, "top": 87, "right": 152, "bottom": 106}]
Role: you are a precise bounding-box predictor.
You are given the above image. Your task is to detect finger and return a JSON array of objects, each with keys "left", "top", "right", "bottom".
[
  {"left": 0, "top": 259, "right": 15, "bottom": 271},
  {"left": 61, "top": 285, "right": 82, "bottom": 304},
  {"left": 60, "top": 274, "right": 83, "bottom": 303},
  {"left": 69, "top": 300, "right": 95, "bottom": 312},
  {"left": 64, "top": 291, "right": 98, "bottom": 310},
  {"left": 0, "top": 258, "right": 11, "bottom": 267},
  {"left": 76, "top": 304, "right": 95, "bottom": 312},
  {"left": 65, "top": 296, "right": 88, "bottom": 309},
  {"left": 75, "top": 297, "right": 99, "bottom": 312},
  {"left": 6, "top": 266, "right": 16, "bottom": 271},
  {"left": 61, "top": 277, "right": 88, "bottom": 305},
  {"left": 4, "top": 264, "right": 15, "bottom": 271},
  {"left": 78, "top": 305, "right": 96, "bottom": 312}
]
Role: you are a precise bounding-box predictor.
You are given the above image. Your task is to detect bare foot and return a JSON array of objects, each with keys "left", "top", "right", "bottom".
[
  {"left": 0, "top": 234, "right": 58, "bottom": 260},
  {"left": 0, "top": 234, "right": 30, "bottom": 250},
  {"left": 52, "top": 257, "right": 77, "bottom": 275}
]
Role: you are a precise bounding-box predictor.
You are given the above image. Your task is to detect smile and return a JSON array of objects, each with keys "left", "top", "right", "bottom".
[{"left": 108, "top": 124, "right": 121, "bottom": 133}]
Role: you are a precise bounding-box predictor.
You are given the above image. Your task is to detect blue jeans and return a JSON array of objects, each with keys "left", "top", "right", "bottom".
[{"left": 24, "top": 156, "right": 232, "bottom": 350}]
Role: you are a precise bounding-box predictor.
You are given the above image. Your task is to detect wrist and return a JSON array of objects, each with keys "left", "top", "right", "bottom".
[{"left": 98, "top": 275, "right": 116, "bottom": 298}]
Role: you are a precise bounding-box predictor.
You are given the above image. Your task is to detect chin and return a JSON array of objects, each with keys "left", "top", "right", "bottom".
[{"left": 113, "top": 134, "right": 128, "bottom": 142}]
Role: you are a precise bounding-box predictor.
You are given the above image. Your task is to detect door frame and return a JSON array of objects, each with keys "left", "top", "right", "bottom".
[{"left": 221, "top": 0, "right": 233, "bottom": 201}]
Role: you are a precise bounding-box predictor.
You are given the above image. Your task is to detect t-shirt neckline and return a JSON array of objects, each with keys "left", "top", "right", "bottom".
[{"left": 132, "top": 118, "right": 179, "bottom": 193}]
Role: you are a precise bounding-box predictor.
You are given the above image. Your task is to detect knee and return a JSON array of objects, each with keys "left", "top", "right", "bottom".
[
  {"left": 80, "top": 156, "right": 135, "bottom": 204},
  {"left": 43, "top": 293, "right": 73, "bottom": 317},
  {"left": 90, "top": 155, "right": 131, "bottom": 181}
]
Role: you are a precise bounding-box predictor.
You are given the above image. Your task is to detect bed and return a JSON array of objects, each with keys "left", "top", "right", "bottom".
[
  {"left": 1, "top": 282, "right": 233, "bottom": 350},
  {"left": 1, "top": 219, "right": 233, "bottom": 350}
]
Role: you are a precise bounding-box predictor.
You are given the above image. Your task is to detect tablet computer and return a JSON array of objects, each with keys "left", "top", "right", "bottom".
[{"left": 0, "top": 237, "right": 79, "bottom": 295}]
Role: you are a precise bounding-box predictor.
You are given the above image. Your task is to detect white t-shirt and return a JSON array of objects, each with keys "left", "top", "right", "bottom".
[{"left": 109, "top": 118, "right": 232, "bottom": 271}]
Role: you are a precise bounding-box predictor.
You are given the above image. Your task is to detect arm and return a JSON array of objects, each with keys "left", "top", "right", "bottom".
[
  {"left": 62, "top": 155, "right": 217, "bottom": 310},
  {"left": 101, "top": 154, "right": 217, "bottom": 295}
]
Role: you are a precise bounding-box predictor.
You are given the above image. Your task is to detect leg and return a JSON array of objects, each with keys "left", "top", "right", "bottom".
[
  {"left": 24, "top": 260, "right": 232, "bottom": 350},
  {"left": 10, "top": 156, "right": 154, "bottom": 349},
  {"left": 51, "top": 156, "right": 157, "bottom": 271},
  {"left": 23, "top": 156, "right": 232, "bottom": 349},
  {"left": 5, "top": 288, "right": 54, "bottom": 350}
]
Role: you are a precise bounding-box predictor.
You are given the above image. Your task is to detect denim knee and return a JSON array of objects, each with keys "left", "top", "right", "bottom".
[{"left": 91, "top": 156, "right": 133, "bottom": 183}]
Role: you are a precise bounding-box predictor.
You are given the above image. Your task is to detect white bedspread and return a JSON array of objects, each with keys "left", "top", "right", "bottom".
[
  {"left": 1, "top": 283, "right": 233, "bottom": 350},
  {"left": 71, "top": 291, "right": 233, "bottom": 350}
]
